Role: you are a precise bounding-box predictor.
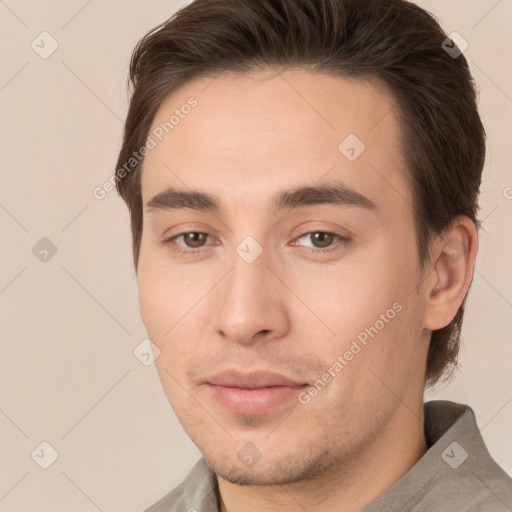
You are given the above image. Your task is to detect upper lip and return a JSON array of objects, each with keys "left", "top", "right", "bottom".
[{"left": 205, "top": 369, "right": 307, "bottom": 389}]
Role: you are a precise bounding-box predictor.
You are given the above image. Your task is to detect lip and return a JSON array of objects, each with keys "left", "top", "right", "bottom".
[
  {"left": 206, "top": 369, "right": 307, "bottom": 388},
  {"left": 205, "top": 369, "right": 308, "bottom": 415}
]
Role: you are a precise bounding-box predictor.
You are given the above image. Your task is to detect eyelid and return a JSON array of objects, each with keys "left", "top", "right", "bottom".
[
  {"left": 163, "top": 230, "right": 216, "bottom": 253},
  {"left": 288, "top": 232, "right": 351, "bottom": 255},
  {"left": 162, "top": 228, "right": 351, "bottom": 254}
]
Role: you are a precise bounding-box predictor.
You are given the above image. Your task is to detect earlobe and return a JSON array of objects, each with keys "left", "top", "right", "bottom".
[{"left": 422, "top": 217, "right": 478, "bottom": 330}]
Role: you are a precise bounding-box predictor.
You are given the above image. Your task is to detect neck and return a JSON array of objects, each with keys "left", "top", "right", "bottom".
[{"left": 217, "top": 401, "right": 427, "bottom": 512}]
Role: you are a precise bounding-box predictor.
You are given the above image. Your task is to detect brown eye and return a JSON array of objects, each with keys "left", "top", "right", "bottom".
[
  {"left": 170, "top": 232, "right": 210, "bottom": 249},
  {"left": 182, "top": 232, "right": 208, "bottom": 248},
  {"left": 296, "top": 231, "right": 343, "bottom": 249},
  {"left": 309, "top": 232, "right": 335, "bottom": 248}
]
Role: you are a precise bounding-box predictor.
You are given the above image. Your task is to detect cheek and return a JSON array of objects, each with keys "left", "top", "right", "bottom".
[
  {"left": 137, "top": 258, "right": 194, "bottom": 404},
  {"left": 137, "top": 258, "right": 165, "bottom": 334},
  {"left": 137, "top": 236, "right": 193, "bottom": 327},
  {"left": 137, "top": 243, "right": 183, "bottom": 340},
  {"left": 136, "top": 247, "right": 213, "bottom": 373},
  {"left": 297, "top": 241, "right": 422, "bottom": 377},
  {"left": 289, "top": 250, "right": 410, "bottom": 339}
]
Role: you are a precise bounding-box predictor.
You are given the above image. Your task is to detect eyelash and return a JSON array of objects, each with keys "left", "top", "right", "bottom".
[{"left": 161, "top": 230, "right": 351, "bottom": 254}]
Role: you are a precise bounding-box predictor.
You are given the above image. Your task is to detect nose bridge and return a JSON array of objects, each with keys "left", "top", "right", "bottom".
[
  {"left": 224, "top": 240, "right": 271, "bottom": 314},
  {"left": 226, "top": 222, "right": 271, "bottom": 294},
  {"left": 212, "top": 238, "right": 288, "bottom": 344}
]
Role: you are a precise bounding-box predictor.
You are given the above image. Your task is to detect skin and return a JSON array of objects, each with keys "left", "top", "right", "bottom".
[{"left": 137, "top": 68, "right": 477, "bottom": 512}]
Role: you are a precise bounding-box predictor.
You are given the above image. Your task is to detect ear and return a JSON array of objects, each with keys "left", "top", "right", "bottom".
[{"left": 422, "top": 216, "right": 478, "bottom": 330}]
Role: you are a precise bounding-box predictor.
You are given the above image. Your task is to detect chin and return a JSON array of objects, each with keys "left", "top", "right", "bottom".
[{"left": 203, "top": 444, "right": 339, "bottom": 486}]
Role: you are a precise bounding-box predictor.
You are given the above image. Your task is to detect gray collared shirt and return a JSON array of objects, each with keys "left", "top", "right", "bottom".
[{"left": 144, "top": 400, "right": 512, "bottom": 511}]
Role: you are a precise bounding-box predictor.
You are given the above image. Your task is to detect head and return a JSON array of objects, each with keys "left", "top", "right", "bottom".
[{"left": 115, "top": 0, "right": 484, "bottom": 486}]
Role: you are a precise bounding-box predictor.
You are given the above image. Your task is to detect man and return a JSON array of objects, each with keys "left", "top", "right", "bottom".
[{"left": 114, "top": 0, "right": 512, "bottom": 510}]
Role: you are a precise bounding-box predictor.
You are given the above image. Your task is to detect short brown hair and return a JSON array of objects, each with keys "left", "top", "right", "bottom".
[{"left": 115, "top": 0, "right": 485, "bottom": 387}]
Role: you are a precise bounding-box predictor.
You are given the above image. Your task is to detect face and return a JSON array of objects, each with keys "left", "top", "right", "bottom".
[{"left": 137, "top": 69, "right": 431, "bottom": 485}]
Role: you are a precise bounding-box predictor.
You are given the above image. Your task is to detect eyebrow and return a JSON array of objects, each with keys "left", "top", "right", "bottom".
[{"left": 145, "top": 183, "right": 377, "bottom": 214}]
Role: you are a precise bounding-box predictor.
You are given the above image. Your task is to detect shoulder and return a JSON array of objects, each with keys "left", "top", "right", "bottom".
[
  {"left": 421, "top": 400, "right": 512, "bottom": 510},
  {"left": 364, "top": 400, "right": 512, "bottom": 512}
]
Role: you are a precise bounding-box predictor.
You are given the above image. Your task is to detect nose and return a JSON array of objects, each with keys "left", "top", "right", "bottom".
[{"left": 212, "top": 245, "right": 290, "bottom": 346}]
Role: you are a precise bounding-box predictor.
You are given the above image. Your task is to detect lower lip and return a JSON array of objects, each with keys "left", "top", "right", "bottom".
[{"left": 206, "top": 384, "right": 307, "bottom": 415}]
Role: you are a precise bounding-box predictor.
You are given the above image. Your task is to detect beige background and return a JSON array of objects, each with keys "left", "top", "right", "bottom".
[{"left": 0, "top": 1, "right": 511, "bottom": 511}]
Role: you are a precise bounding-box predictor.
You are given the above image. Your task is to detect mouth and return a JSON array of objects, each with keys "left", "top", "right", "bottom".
[{"left": 204, "top": 369, "right": 309, "bottom": 415}]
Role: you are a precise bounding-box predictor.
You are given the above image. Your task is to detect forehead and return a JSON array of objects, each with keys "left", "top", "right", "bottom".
[{"left": 140, "top": 68, "right": 411, "bottom": 218}]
